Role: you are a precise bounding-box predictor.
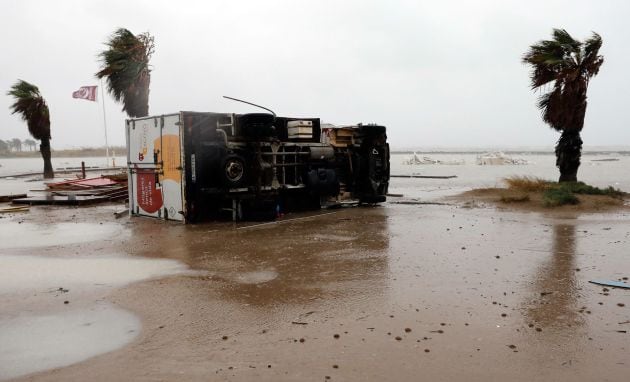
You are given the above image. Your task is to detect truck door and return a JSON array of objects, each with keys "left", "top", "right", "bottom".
[
  {"left": 127, "top": 114, "right": 185, "bottom": 221},
  {"left": 158, "top": 114, "right": 185, "bottom": 221}
]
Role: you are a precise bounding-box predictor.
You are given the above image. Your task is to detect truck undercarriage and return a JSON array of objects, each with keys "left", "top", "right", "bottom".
[{"left": 126, "top": 111, "right": 389, "bottom": 222}]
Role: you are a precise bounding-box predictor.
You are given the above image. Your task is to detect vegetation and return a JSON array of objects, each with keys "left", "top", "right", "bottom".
[
  {"left": 0, "top": 138, "right": 43, "bottom": 154},
  {"left": 522, "top": 29, "right": 604, "bottom": 182},
  {"left": 503, "top": 176, "right": 624, "bottom": 207},
  {"left": 96, "top": 28, "right": 155, "bottom": 118},
  {"left": 0, "top": 139, "right": 8, "bottom": 154},
  {"left": 24, "top": 138, "right": 37, "bottom": 151},
  {"left": 0, "top": 145, "right": 126, "bottom": 158},
  {"left": 6, "top": 80, "right": 54, "bottom": 178},
  {"left": 503, "top": 176, "right": 550, "bottom": 192},
  {"left": 542, "top": 187, "right": 579, "bottom": 207}
]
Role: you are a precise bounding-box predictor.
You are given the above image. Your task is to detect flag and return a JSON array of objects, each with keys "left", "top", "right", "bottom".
[{"left": 72, "top": 86, "right": 98, "bottom": 102}]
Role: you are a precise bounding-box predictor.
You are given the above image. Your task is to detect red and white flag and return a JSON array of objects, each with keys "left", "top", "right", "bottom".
[{"left": 72, "top": 86, "right": 98, "bottom": 102}]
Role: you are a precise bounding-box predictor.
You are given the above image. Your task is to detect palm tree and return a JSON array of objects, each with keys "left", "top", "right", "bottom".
[
  {"left": 7, "top": 80, "right": 54, "bottom": 178},
  {"left": 96, "top": 28, "right": 155, "bottom": 118},
  {"left": 522, "top": 29, "right": 604, "bottom": 182},
  {"left": 24, "top": 138, "right": 37, "bottom": 151},
  {"left": 11, "top": 138, "right": 22, "bottom": 152}
]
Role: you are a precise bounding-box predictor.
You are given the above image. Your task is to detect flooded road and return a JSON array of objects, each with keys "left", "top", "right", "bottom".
[
  {"left": 0, "top": 210, "right": 191, "bottom": 380},
  {"left": 0, "top": 200, "right": 627, "bottom": 381}
]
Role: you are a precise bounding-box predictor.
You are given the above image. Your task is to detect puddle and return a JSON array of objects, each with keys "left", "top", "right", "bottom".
[
  {"left": 0, "top": 305, "right": 140, "bottom": 380},
  {"left": 0, "top": 222, "right": 127, "bottom": 249},
  {"left": 233, "top": 270, "right": 279, "bottom": 284},
  {"left": 0, "top": 254, "right": 190, "bottom": 380},
  {"left": 0, "top": 255, "right": 189, "bottom": 293},
  {"left": 310, "top": 233, "right": 356, "bottom": 242}
]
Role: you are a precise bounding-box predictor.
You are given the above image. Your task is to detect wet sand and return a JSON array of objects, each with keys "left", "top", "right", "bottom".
[{"left": 1, "top": 199, "right": 629, "bottom": 381}]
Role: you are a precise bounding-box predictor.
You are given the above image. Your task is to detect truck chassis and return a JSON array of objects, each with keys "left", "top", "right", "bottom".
[{"left": 126, "top": 111, "right": 389, "bottom": 222}]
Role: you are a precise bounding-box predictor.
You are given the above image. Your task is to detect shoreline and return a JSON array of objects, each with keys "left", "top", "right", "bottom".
[
  {"left": 0, "top": 147, "right": 126, "bottom": 159},
  {"left": 2, "top": 148, "right": 630, "bottom": 159}
]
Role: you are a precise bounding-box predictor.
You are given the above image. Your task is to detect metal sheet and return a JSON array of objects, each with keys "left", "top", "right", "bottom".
[{"left": 589, "top": 280, "right": 630, "bottom": 289}]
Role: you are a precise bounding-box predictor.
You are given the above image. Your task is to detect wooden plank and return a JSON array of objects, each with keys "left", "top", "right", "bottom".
[
  {"left": 0, "top": 206, "right": 30, "bottom": 213},
  {"left": 0, "top": 194, "right": 27, "bottom": 202}
]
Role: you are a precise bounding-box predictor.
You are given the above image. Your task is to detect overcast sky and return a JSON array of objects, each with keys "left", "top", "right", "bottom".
[{"left": 1, "top": 0, "right": 628, "bottom": 150}]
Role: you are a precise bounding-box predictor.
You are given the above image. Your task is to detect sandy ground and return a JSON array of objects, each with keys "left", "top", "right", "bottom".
[{"left": 1, "top": 196, "right": 630, "bottom": 381}]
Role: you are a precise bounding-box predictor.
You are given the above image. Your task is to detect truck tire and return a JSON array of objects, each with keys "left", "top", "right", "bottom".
[{"left": 221, "top": 154, "right": 246, "bottom": 188}]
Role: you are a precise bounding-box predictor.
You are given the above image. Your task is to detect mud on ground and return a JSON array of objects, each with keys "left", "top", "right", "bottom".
[{"left": 1, "top": 199, "right": 630, "bottom": 381}]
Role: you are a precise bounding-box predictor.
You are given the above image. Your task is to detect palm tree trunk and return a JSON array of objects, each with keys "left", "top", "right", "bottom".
[
  {"left": 555, "top": 130, "right": 582, "bottom": 182},
  {"left": 40, "top": 138, "right": 54, "bottom": 179}
]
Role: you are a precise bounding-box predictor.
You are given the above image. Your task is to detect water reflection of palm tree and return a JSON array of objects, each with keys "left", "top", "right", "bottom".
[{"left": 526, "top": 223, "right": 582, "bottom": 330}]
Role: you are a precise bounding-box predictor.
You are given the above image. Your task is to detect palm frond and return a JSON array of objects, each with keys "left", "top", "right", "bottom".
[
  {"left": 523, "top": 29, "right": 603, "bottom": 133},
  {"left": 582, "top": 32, "right": 604, "bottom": 77},
  {"left": 95, "top": 28, "right": 154, "bottom": 118},
  {"left": 6, "top": 80, "right": 50, "bottom": 141},
  {"left": 551, "top": 29, "right": 581, "bottom": 52}
]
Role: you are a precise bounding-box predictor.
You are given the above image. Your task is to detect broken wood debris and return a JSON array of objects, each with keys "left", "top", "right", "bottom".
[
  {"left": 0, "top": 166, "right": 125, "bottom": 179},
  {"left": 0, "top": 205, "right": 29, "bottom": 213},
  {"left": 114, "top": 209, "right": 129, "bottom": 218},
  {"left": 0, "top": 194, "right": 27, "bottom": 203},
  {"left": 11, "top": 174, "right": 128, "bottom": 206}
]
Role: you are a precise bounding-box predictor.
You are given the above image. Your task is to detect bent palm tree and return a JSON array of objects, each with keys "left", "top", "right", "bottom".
[
  {"left": 7, "top": 80, "right": 54, "bottom": 178},
  {"left": 96, "top": 28, "right": 155, "bottom": 118},
  {"left": 522, "top": 29, "right": 604, "bottom": 182}
]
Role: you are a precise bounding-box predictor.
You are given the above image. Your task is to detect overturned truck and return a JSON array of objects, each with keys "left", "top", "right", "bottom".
[{"left": 126, "top": 111, "right": 389, "bottom": 222}]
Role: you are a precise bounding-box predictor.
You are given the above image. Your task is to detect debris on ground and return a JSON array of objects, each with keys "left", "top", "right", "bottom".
[
  {"left": 589, "top": 280, "right": 630, "bottom": 289},
  {"left": 11, "top": 174, "right": 127, "bottom": 206},
  {"left": 0, "top": 205, "right": 29, "bottom": 213},
  {"left": 114, "top": 209, "right": 129, "bottom": 218},
  {"left": 0, "top": 194, "right": 27, "bottom": 202}
]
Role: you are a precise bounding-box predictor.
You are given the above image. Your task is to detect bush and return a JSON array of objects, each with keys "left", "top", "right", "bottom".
[
  {"left": 502, "top": 177, "right": 625, "bottom": 207},
  {"left": 504, "top": 176, "right": 552, "bottom": 192},
  {"left": 543, "top": 188, "right": 579, "bottom": 207},
  {"left": 559, "top": 182, "right": 624, "bottom": 197}
]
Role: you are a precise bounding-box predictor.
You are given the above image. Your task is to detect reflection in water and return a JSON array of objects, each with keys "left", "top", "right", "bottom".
[
  {"left": 526, "top": 224, "right": 583, "bottom": 330},
  {"left": 131, "top": 208, "right": 390, "bottom": 307}
]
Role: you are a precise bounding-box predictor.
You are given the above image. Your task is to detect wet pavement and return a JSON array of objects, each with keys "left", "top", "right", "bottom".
[{"left": 0, "top": 200, "right": 629, "bottom": 381}]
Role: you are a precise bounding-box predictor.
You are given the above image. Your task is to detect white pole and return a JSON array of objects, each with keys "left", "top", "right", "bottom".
[{"left": 100, "top": 79, "right": 110, "bottom": 167}]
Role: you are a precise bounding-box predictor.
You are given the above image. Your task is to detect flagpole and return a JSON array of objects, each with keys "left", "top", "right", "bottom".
[{"left": 99, "top": 79, "right": 110, "bottom": 167}]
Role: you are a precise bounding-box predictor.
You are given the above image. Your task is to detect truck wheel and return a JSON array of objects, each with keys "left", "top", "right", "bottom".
[{"left": 221, "top": 154, "right": 246, "bottom": 188}]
